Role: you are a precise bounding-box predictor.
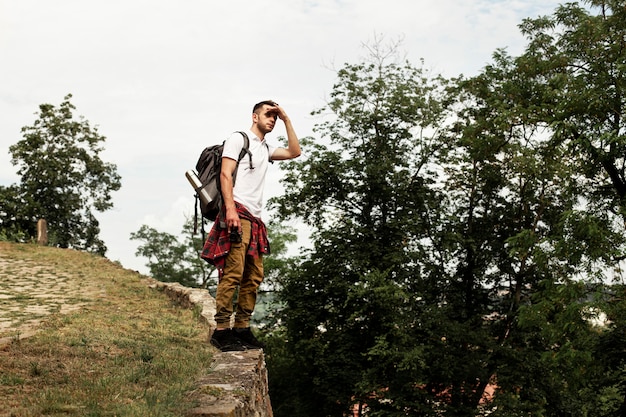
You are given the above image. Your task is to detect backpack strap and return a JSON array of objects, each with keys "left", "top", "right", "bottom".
[
  {"left": 266, "top": 142, "right": 274, "bottom": 164},
  {"left": 214, "top": 131, "right": 253, "bottom": 229},
  {"left": 237, "top": 131, "right": 253, "bottom": 168},
  {"left": 237, "top": 131, "right": 272, "bottom": 165},
  {"left": 226, "top": 131, "right": 252, "bottom": 191}
]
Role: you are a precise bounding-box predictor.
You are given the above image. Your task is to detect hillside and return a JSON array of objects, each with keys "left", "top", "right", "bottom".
[{"left": 0, "top": 242, "right": 248, "bottom": 416}]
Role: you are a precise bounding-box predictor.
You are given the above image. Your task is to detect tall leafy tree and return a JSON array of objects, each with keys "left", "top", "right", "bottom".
[
  {"left": 5, "top": 94, "right": 121, "bottom": 255},
  {"left": 481, "top": 1, "right": 626, "bottom": 414},
  {"left": 268, "top": 41, "right": 456, "bottom": 416},
  {"left": 267, "top": 2, "right": 626, "bottom": 413},
  {"left": 442, "top": 50, "right": 617, "bottom": 416}
]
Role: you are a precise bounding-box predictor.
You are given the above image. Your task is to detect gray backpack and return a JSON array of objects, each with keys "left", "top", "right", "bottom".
[{"left": 186, "top": 132, "right": 252, "bottom": 230}]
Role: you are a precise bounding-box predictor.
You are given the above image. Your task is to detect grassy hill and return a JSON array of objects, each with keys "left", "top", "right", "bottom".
[{"left": 0, "top": 242, "right": 214, "bottom": 417}]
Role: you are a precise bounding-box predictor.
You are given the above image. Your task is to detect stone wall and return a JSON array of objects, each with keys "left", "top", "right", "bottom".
[{"left": 147, "top": 280, "right": 273, "bottom": 417}]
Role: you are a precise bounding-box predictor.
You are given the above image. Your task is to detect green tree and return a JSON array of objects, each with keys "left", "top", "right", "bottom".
[
  {"left": 267, "top": 41, "right": 456, "bottom": 416},
  {"left": 130, "top": 219, "right": 212, "bottom": 288},
  {"left": 0, "top": 184, "right": 30, "bottom": 242},
  {"left": 434, "top": 48, "right": 617, "bottom": 416},
  {"left": 268, "top": 11, "right": 626, "bottom": 412},
  {"left": 4, "top": 94, "right": 121, "bottom": 254},
  {"left": 474, "top": 1, "right": 626, "bottom": 414}
]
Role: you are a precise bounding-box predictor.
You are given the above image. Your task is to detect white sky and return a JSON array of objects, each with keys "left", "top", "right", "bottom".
[{"left": 0, "top": 0, "right": 564, "bottom": 274}]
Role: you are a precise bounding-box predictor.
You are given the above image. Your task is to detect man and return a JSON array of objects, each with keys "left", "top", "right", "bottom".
[{"left": 201, "top": 100, "right": 301, "bottom": 351}]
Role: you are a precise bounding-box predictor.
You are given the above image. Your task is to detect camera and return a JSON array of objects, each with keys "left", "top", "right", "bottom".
[{"left": 229, "top": 229, "right": 242, "bottom": 243}]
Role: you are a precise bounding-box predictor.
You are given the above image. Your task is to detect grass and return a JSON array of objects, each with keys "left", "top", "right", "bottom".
[{"left": 0, "top": 242, "right": 214, "bottom": 417}]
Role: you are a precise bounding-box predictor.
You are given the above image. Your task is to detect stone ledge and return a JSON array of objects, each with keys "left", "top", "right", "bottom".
[
  {"left": 186, "top": 350, "right": 273, "bottom": 417},
  {"left": 147, "top": 279, "right": 273, "bottom": 417}
]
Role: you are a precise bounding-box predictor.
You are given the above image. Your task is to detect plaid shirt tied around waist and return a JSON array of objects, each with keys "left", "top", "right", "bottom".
[{"left": 200, "top": 203, "right": 270, "bottom": 272}]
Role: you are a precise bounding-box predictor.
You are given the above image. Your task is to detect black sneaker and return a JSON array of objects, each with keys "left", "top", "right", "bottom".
[
  {"left": 233, "top": 327, "right": 265, "bottom": 349},
  {"left": 210, "top": 329, "right": 245, "bottom": 352}
]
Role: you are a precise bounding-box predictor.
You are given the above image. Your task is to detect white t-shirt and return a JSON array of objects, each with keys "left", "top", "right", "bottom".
[{"left": 222, "top": 131, "right": 275, "bottom": 218}]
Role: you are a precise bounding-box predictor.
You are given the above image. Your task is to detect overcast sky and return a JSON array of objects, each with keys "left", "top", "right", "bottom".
[{"left": 0, "top": 0, "right": 564, "bottom": 273}]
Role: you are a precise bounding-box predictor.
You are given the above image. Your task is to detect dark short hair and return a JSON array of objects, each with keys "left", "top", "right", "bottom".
[{"left": 253, "top": 100, "right": 278, "bottom": 114}]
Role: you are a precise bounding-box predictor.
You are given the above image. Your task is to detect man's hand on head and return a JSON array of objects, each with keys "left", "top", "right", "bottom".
[{"left": 270, "top": 105, "right": 288, "bottom": 121}]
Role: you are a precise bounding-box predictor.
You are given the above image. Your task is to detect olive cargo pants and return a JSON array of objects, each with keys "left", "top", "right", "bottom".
[{"left": 214, "top": 219, "right": 264, "bottom": 328}]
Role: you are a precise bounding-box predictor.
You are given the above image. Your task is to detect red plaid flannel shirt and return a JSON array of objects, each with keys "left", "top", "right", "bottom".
[{"left": 200, "top": 203, "right": 270, "bottom": 272}]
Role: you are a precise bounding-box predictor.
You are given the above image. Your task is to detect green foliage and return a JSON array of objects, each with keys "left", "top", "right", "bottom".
[
  {"left": 516, "top": 0, "right": 626, "bottom": 210},
  {"left": 267, "top": 40, "right": 460, "bottom": 416},
  {"left": 2, "top": 94, "right": 121, "bottom": 255},
  {"left": 266, "top": 4, "right": 626, "bottom": 414},
  {"left": 0, "top": 184, "right": 31, "bottom": 242},
  {"left": 130, "top": 219, "right": 212, "bottom": 288},
  {"left": 472, "top": 4, "right": 626, "bottom": 412}
]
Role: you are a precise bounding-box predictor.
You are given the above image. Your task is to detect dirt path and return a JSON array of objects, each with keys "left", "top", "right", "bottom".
[{"left": 0, "top": 253, "right": 105, "bottom": 345}]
